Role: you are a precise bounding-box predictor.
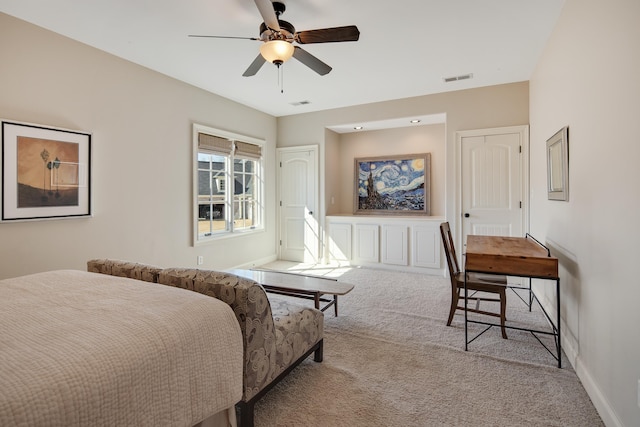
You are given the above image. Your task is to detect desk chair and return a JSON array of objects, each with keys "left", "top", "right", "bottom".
[{"left": 440, "top": 222, "right": 508, "bottom": 339}]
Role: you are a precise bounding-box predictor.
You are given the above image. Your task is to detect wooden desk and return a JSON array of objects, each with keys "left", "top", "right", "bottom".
[{"left": 464, "top": 234, "right": 561, "bottom": 367}]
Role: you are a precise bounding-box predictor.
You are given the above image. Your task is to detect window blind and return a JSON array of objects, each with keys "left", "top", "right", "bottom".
[
  {"left": 234, "top": 141, "right": 262, "bottom": 160},
  {"left": 198, "top": 133, "right": 233, "bottom": 155}
]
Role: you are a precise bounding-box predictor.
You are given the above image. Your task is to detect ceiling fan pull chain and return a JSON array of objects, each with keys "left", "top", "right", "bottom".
[{"left": 279, "top": 64, "right": 285, "bottom": 94}]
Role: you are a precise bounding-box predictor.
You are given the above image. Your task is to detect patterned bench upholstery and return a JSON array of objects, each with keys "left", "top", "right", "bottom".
[
  {"left": 87, "top": 259, "right": 324, "bottom": 427},
  {"left": 87, "top": 258, "right": 161, "bottom": 283}
]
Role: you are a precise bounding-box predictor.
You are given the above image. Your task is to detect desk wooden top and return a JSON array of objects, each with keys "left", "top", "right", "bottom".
[
  {"left": 228, "top": 269, "right": 355, "bottom": 295},
  {"left": 465, "top": 235, "right": 558, "bottom": 279}
]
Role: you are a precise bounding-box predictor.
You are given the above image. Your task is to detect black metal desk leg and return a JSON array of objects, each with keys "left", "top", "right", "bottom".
[
  {"left": 557, "top": 278, "right": 562, "bottom": 368},
  {"left": 464, "top": 273, "right": 468, "bottom": 351},
  {"left": 333, "top": 295, "right": 338, "bottom": 316}
]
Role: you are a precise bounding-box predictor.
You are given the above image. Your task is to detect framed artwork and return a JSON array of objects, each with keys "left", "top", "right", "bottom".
[
  {"left": 354, "top": 153, "right": 430, "bottom": 215},
  {"left": 546, "top": 126, "right": 569, "bottom": 201},
  {"left": 1, "top": 120, "right": 91, "bottom": 221}
]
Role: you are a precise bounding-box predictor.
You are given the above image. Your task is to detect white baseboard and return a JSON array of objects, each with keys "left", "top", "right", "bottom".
[
  {"left": 573, "top": 354, "right": 623, "bottom": 427},
  {"left": 232, "top": 254, "right": 278, "bottom": 270},
  {"left": 345, "top": 260, "right": 444, "bottom": 276},
  {"left": 537, "top": 294, "right": 622, "bottom": 427}
]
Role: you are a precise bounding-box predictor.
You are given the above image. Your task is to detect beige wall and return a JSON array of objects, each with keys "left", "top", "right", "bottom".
[
  {"left": 0, "top": 13, "right": 278, "bottom": 279},
  {"left": 530, "top": 0, "right": 640, "bottom": 425},
  {"left": 324, "top": 128, "right": 341, "bottom": 215}
]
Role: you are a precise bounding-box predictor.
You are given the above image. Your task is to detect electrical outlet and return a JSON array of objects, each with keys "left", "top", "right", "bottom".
[{"left": 197, "top": 256, "right": 204, "bottom": 265}]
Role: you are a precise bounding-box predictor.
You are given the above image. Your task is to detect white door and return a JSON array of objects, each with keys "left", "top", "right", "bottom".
[
  {"left": 459, "top": 126, "right": 529, "bottom": 251},
  {"left": 278, "top": 147, "right": 319, "bottom": 262}
]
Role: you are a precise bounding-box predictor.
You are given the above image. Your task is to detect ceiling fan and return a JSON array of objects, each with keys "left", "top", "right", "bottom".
[{"left": 189, "top": 0, "right": 360, "bottom": 77}]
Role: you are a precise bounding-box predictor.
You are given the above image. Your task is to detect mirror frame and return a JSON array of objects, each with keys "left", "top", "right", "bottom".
[{"left": 546, "top": 126, "right": 569, "bottom": 201}]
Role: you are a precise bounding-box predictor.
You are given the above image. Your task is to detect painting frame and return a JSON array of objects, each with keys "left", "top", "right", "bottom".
[
  {"left": 546, "top": 126, "right": 569, "bottom": 201},
  {"left": 354, "top": 153, "right": 430, "bottom": 215},
  {"left": 1, "top": 120, "right": 92, "bottom": 222}
]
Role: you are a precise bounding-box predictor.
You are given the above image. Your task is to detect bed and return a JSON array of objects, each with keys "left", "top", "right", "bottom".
[{"left": 0, "top": 269, "right": 243, "bottom": 427}]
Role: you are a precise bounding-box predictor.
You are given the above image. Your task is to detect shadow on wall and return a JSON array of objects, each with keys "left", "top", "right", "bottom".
[{"left": 546, "top": 237, "right": 580, "bottom": 365}]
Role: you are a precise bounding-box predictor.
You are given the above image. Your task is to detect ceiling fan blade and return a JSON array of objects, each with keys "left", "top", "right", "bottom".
[
  {"left": 295, "top": 25, "right": 360, "bottom": 44},
  {"left": 254, "top": 0, "right": 281, "bottom": 31},
  {"left": 292, "top": 46, "right": 332, "bottom": 76},
  {"left": 188, "top": 35, "right": 259, "bottom": 41},
  {"left": 242, "top": 54, "right": 267, "bottom": 77}
]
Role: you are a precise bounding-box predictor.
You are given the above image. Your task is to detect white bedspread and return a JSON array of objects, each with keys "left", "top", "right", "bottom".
[{"left": 0, "top": 270, "right": 243, "bottom": 427}]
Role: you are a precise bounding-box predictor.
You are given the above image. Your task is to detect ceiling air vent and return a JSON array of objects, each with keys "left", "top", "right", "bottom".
[
  {"left": 290, "top": 100, "right": 311, "bottom": 106},
  {"left": 443, "top": 73, "right": 473, "bottom": 83}
]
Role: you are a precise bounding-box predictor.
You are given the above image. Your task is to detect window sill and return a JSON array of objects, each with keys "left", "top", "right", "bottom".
[{"left": 194, "top": 227, "right": 265, "bottom": 246}]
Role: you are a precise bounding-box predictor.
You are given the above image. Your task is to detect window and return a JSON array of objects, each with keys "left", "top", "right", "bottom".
[{"left": 194, "top": 124, "right": 264, "bottom": 243}]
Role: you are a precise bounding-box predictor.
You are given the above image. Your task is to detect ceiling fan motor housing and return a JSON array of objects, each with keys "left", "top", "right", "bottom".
[{"left": 259, "top": 20, "right": 295, "bottom": 41}]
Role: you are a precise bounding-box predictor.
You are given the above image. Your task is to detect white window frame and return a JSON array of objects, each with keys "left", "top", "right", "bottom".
[{"left": 193, "top": 123, "right": 265, "bottom": 245}]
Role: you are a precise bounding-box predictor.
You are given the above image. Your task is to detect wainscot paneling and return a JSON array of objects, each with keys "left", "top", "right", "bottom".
[{"left": 326, "top": 215, "right": 445, "bottom": 275}]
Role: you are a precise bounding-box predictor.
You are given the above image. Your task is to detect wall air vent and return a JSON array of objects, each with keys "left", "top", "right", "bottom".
[
  {"left": 290, "top": 100, "right": 311, "bottom": 106},
  {"left": 443, "top": 73, "right": 473, "bottom": 83}
]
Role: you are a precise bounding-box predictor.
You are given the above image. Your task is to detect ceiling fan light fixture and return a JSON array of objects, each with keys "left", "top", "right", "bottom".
[{"left": 260, "top": 40, "right": 294, "bottom": 64}]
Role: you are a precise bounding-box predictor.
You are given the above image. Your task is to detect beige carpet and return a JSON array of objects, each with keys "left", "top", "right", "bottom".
[{"left": 254, "top": 262, "right": 603, "bottom": 427}]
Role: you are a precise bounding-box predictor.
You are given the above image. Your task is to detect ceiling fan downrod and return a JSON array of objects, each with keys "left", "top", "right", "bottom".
[{"left": 272, "top": 1, "right": 286, "bottom": 17}]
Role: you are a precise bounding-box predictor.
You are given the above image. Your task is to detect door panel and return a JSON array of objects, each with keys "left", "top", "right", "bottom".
[
  {"left": 328, "top": 222, "right": 351, "bottom": 261},
  {"left": 461, "top": 129, "right": 525, "bottom": 249},
  {"left": 381, "top": 225, "right": 408, "bottom": 266},
  {"left": 279, "top": 148, "right": 318, "bottom": 262},
  {"left": 412, "top": 225, "right": 440, "bottom": 268},
  {"left": 354, "top": 224, "right": 379, "bottom": 263}
]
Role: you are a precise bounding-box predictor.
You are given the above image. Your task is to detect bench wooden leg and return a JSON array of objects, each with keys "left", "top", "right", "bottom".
[
  {"left": 235, "top": 338, "right": 324, "bottom": 427},
  {"left": 236, "top": 401, "right": 255, "bottom": 427},
  {"left": 314, "top": 339, "right": 324, "bottom": 362}
]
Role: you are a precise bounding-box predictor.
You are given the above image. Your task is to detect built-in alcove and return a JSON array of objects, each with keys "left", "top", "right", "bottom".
[
  {"left": 324, "top": 115, "right": 446, "bottom": 217},
  {"left": 323, "top": 114, "right": 447, "bottom": 273}
]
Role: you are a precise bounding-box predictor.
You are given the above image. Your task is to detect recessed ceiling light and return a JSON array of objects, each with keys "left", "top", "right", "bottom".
[
  {"left": 354, "top": 126, "right": 364, "bottom": 130},
  {"left": 410, "top": 119, "right": 421, "bottom": 124}
]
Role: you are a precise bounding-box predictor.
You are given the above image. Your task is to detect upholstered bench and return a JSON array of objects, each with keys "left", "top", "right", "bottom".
[{"left": 87, "top": 259, "right": 324, "bottom": 427}]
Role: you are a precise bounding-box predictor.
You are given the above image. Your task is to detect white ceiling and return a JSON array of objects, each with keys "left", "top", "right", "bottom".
[{"left": 1, "top": 0, "right": 565, "bottom": 118}]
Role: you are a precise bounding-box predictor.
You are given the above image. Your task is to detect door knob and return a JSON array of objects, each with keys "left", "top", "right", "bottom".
[{"left": 464, "top": 213, "right": 470, "bottom": 218}]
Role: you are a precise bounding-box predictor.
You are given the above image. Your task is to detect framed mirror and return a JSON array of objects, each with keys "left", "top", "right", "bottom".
[{"left": 546, "top": 126, "right": 569, "bottom": 201}]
